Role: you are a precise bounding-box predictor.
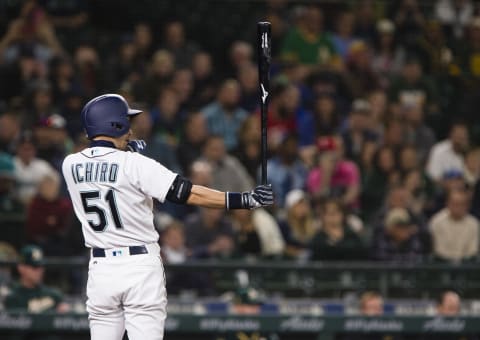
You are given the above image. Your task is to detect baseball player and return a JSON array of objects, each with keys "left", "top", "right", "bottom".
[{"left": 61, "top": 94, "right": 273, "bottom": 340}]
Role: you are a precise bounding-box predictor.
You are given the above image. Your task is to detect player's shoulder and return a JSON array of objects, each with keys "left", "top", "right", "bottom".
[
  {"left": 61, "top": 152, "right": 80, "bottom": 168},
  {"left": 124, "top": 150, "right": 158, "bottom": 165}
]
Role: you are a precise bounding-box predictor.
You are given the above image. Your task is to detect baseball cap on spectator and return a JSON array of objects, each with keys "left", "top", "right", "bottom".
[
  {"left": 377, "top": 19, "right": 395, "bottom": 34},
  {"left": 443, "top": 169, "right": 464, "bottom": 180},
  {"left": 0, "top": 152, "right": 15, "bottom": 179},
  {"left": 285, "top": 189, "right": 307, "bottom": 210},
  {"left": 385, "top": 208, "right": 412, "bottom": 228},
  {"left": 317, "top": 135, "right": 337, "bottom": 151},
  {"left": 38, "top": 113, "right": 67, "bottom": 129},
  {"left": 19, "top": 245, "right": 45, "bottom": 267},
  {"left": 347, "top": 40, "right": 368, "bottom": 57}
]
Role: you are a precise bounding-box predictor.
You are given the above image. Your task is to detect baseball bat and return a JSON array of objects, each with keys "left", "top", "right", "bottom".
[{"left": 257, "top": 21, "right": 271, "bottom": 185}]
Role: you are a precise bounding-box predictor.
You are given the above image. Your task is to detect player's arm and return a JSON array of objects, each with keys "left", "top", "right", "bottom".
[
  {"left": 187, "top": 185, "right": 225, "bottom": 208},
  {"left": 166, "top": 175, "right": 273, "bottom": 209}
]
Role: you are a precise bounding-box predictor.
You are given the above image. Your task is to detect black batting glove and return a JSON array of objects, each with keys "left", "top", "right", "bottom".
[{"left": 241, "top": 184, "right": 274, "bottom": 209}]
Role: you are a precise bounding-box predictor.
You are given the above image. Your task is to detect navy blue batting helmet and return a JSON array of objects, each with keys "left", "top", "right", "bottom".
[{"left": 81, "top": 94, "right": 142, "bottom": 139}]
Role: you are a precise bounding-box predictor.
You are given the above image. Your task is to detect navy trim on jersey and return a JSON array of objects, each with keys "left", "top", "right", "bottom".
[
  {"left": 90, "top": 140, "right": 117, "bottom": 148},
  {"left": 80, "top": 150, "right": 117, "bottom": 159}
]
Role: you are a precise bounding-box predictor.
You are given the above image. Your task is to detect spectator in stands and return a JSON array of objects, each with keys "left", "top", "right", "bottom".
[
  {"left": 160, "top": 220, "right": 188, "bottom": 264},
  {"left": 201, "top": 78, "right": 248, "bottom": 151},
  {"left": 297, "top": 91, "right": 342, "bottom": 147},
  {"left": 429, "top": 189, "right": 479, "bottom": 263},
  {"left": 72, "top": 41, "right": 101, "bottom": 98},
  {"left": 190, "top": 51, "right": 217, "bottom": 109},
  {"left": 309, "top": 198, "right": 366, "bottom": 261},
  {"left": 33, "top": 113, "right": 71, "bottom": 171},
  {"left": 184, "top": 207, "right": 236, "bottom": 259},
  {"left": 161, "top": 20, "right": 199, "bottom": 68},
  {"left": 452, "top": 16, "right": 480, "bottom": 90},
  {"left": 429, "top": 168, "right": 469, "bottom": 216},
  {"left": 41, "top": 0, "right": 91, "bottom": 54},
  {"left": 463, "top": 147, "right": 480, "bottom": 188},
  {"left": 389, "top": 0, "right": 426, "bottom": 47},
  {"left": 24, "top": 80, "right": 56, "bottom": 129},
  {"left": 159, "top": 219, "right": 208, "bottom": 295},
  {"left": 403, "top": 103, "right": 437, "bottom": 164},
  {"left": 382, "top": 118, "right": 407, "bottom": 154},
  {"left": 343, "top": 41, "right": 381, "bottom": 99},
  {"left": 200, "top": 134, "right": 253, "bottom": 193},
  {"left": 415, "top": 19, "right": 453, "bottom": 75},
  {"left": 340, "top": 98, "right": 379, "bottom": 165},
  {"left": 170, "top": 67, "right": 194, "bottom": 111},
  {"left": 400, "top": 151, "right": 436, "bottom": 216},
  {"left": 103, "top": 34, "right": 144, "bottom": 94},
  {"left": 361, "top": 145, "right": 399, "bottom": 221},
  {"left": 371, "top": 207, "right": 430, "bottom": 262},
  {"left": 437, "top": 290, "right": 462, "bottom": 315},
  {"left": 352, "top": 0, "right": 378, "bottom": 43},
  {"left": 13, "top": 131, "right": 57, "bottom": 206},
  {"left": 132, "top": 22, "right": 155, "bottom": 66},
  {"left": 232, "top": 115, "right": 262, "bottom": 181},
  {"left": 237, "top": 62, "right": 259, "bottom": 113},
  {"left": 0, "top": 0, "right": 65, "bottom": 66},
  {"left": 278, "top": 189, "right": 318, "bottom": 260},
  {"left": 371, "top": 19, "right": 406, "bottom": 89},
  {"left": 49, "top": 56, "right": 83, "bottom": 115},
  {"left": 332, "top": 11, "right": 358, "bottom": 61},
  {"left": 371, "top": 184, "right": 429, "bottom": 231},
  {"left": 4, "top": 244, "right": 69, "bottom": 313},
  {"left": 280, "top": 5, "right": 339, "bottom": 67},
  {"left": 0, "top": 113, "right": 21, "bottom": 154},
  {"left": 25, "top": 173, "right": 73, "bottom": 256},
  {"left": 176, "top": 112, "right": 208, "bottom": 174},
  {"left": 424, "top": 290, "right": 480, "bottom": 340},
  {"left": 359, "top": 290, "right": 385, "bottom": 316},
  {"left": 266, "top": 133, "right": 308, "bottom": 209},
  {"left": 150, "top": 87, "right": 186, "bottom": 147},
  {"left": 230, "top": 208, "right": 285, "bottom": 259},
  {"left": 140, "top": 49, "right": 175, "bottom": 106},
  {"left": 388, "top": 56, "right": 439, "bottom": 117},
  {"left": 336, "top": 291, "right": 400, "bottom": 340},
  {"left": 307, "top": 135, "right": 361, "bottom": 211},
  {"left": 426, "top": 121, "right": 469, "bottom": 183},
  {"left": 225, "top": 40, "right": 254, "bottom": 78},
  {"left": 367, "top": 89, "right": 388, "bottom": 138}
]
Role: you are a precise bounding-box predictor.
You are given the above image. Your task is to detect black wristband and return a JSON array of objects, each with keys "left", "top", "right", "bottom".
[{"left": 226, "top": 192, "right": 243, "bottom": 209}]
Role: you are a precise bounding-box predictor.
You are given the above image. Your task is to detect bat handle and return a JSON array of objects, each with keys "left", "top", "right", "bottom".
[{"left": 261, "top": 112, "right": 267, "bottom": 185}]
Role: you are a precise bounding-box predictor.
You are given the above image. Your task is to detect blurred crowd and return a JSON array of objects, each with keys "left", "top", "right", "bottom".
[{"left": 1, "top": 0, "right": 480, "bottom": 297}]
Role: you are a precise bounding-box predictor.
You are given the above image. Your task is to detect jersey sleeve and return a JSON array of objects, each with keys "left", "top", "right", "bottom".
[{"left": 124, "top": 152, "right": 178, "bottom": 203}]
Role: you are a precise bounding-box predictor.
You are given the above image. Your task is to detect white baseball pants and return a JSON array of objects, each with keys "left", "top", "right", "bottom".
[{"left": 86, "top": 243, "right": 167, "bottom": 340}]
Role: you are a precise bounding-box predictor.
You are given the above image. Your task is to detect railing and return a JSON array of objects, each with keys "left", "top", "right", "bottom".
[{"left": 2, "top": 259, "right": 480, "bottom": 298}]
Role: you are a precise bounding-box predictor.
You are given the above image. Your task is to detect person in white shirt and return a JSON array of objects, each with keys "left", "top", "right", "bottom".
[
  {"left": 13, "top": 132, "right": 57, "bottom": 205},
  {"left": 429, "top": 189, "right": 479, "bottom": 262},
  {"left": 426, "top": 121, "right": 469, "bottom": 182}
]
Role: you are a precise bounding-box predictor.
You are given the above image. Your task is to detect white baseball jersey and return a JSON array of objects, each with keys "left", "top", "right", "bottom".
[{"left": 62, "top": 146, "right": 177, "bottom": 249}]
